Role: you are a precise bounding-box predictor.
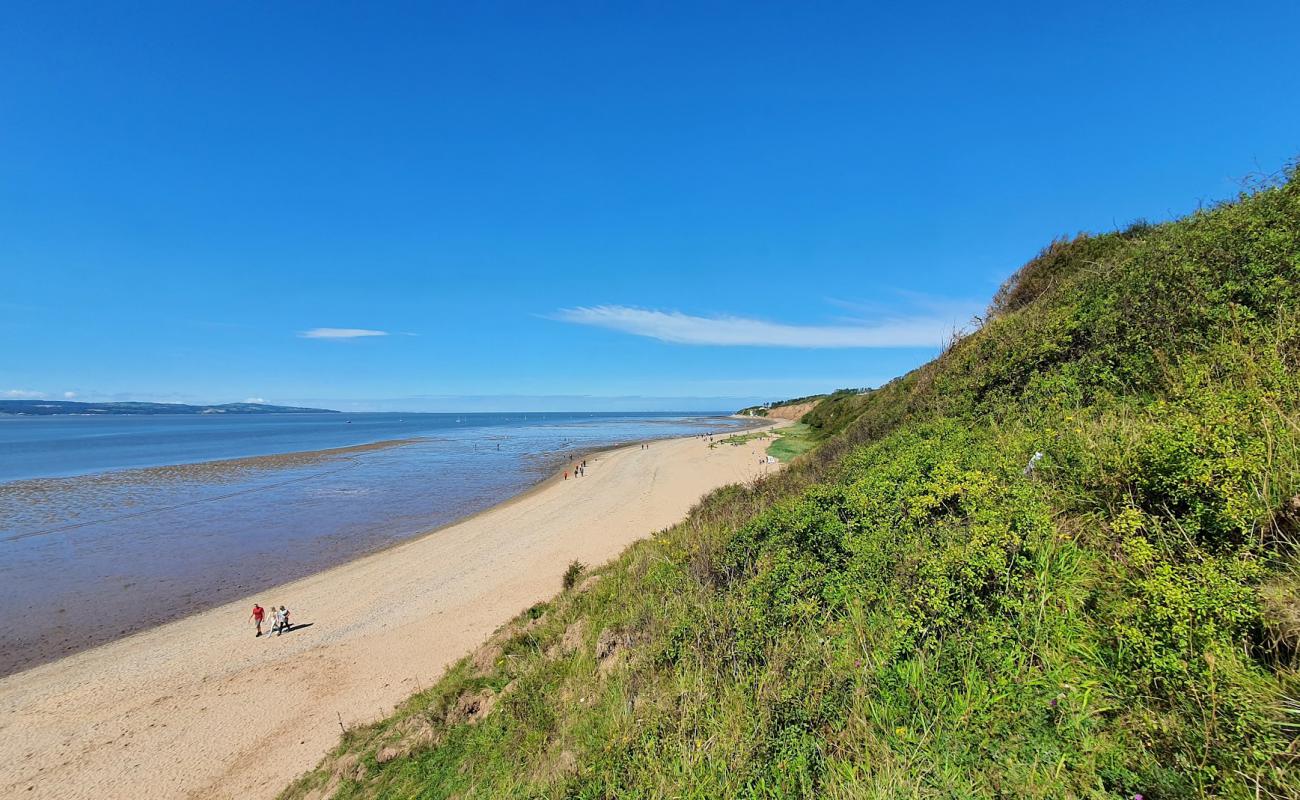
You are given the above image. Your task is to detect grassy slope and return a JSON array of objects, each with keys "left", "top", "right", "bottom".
[
  {"left": 283, "top": 171, "right": 1300, "bottom": 800},
  {"left": 710, "top": 424, "right": 816, "bottom": 463},
  {"left": 766, "top": 423, "right": 815, "bottom": 462}
]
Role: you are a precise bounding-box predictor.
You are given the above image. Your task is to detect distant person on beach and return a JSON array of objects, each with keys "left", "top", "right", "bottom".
[
  {"left": 281, "top": 605, "right": 291, "bottom": 632},
  {"left": 273, "top": 606, "right": 287, "bottom": 635},
  {"left": 249, "top": 604, "right": 265, "bottom": 637}
]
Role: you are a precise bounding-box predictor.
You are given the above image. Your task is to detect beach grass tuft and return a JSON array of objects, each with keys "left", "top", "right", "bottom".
[{"left": 562, "top": 560, "right": 586, "bottom": 592}]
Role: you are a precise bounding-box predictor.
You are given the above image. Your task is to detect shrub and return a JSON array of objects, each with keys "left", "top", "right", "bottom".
[{"left": 561, "top": 559, "right": 585, "bottom": 591}]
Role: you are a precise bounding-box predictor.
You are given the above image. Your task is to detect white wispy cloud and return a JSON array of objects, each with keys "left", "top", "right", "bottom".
[
  {"left": 550, "top": 305, "right": 973, "bottom": 348},
  {"left": 63, "top": 391, "right": 77, "bottom": 399},
  {"left": 298, "top": 328, "right": 390, "bottom": 339},
  {"left": 244, "top": 396, "right": 266, "bottom": 404},
  {"left": 3, "top": 389, "right": 46, "bottom": 399}
]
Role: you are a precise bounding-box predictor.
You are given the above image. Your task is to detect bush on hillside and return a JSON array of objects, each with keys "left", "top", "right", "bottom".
[{"left": 562, "top": 559, "right": 585, "bottom": 591}]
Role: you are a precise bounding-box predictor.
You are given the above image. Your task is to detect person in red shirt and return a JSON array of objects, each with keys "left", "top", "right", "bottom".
[{"left": 249, "top": 604, "right": 265, "bottom": 637}]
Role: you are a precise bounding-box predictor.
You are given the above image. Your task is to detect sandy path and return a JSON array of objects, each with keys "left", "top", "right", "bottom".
[{"left": 0, "top": 424, "right": 784, "bottom": 800}]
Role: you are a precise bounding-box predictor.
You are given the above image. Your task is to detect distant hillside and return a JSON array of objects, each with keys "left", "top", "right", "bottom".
[
  {"left": 737, "top": 392, "right": 828, "bottom": 417},
  {"left": 761, "top": 398, "right": 820, "bottom": 421},
  {"left": 739, "top": 389, "right": 871, "bottom": 423},
  {"left": 284, "top": 167, "right": 1300, "bottom": 799},
  {"left": 0, "top": 400, "right": 337, "bottom": 416}
]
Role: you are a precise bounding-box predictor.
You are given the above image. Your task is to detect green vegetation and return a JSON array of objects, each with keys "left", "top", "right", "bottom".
[
  {"left": 562, "top": 560, "right": 586, "bottom": 592},
  {"left": 710, "top": 424, "right": 815, "bottom": 463},
  {"left": 712, "top": 429, "right": 774, "bottom": 449},
  {"left": 282, "top": 167, "right": 1300, "bottom": 799},
  {"left": 802, "top": 386, "right": 873, "bottom": 435},
  {"left": 766, "top": 423, "right": 815, "bottom": 462}
]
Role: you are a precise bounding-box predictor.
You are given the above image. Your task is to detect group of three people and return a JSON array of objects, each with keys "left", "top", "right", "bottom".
[{"left": 248, "top": 603, "right": 291, "bottom": 637}]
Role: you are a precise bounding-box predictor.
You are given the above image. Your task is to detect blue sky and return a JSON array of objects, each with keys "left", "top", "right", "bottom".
[{"left": 2, "top": 2, "right": 1297, "bottom": 412}]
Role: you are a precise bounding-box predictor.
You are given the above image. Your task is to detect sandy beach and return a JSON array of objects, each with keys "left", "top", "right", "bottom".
[{"left": 0, "top": 423, "right": 784, "bottom": 800}]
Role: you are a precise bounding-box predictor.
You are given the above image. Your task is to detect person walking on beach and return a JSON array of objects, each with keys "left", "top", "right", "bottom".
[
  {"left": 273, "top": 606, "right": 287, "bottom": 635},
  {"left": 249, "top": 603, "right": 265, "bottom": 637},
  {"left": 275, "top": 605, "right": 290, "bottom": 634}
]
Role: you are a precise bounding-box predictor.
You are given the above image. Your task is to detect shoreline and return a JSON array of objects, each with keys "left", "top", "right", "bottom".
[
  {"left": 1, "top": 419, "right": 764, "bottom": 677},
  {"left": 0, "top": 420, "right": 785, "bottom": 800},
  {"left": 1, "top": 437, "right": 429, "bottom": 488},
  {"left": 0, "top": 410, "right": 746, "bottom": 484}
]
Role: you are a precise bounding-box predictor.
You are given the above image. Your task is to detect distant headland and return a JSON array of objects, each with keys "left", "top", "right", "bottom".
[{"left": 0, "top": 400, "right": 337, "bottom": 416}]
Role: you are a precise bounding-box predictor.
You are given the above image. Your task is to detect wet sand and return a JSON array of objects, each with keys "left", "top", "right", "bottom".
[
  {"left": 0, "top": 422, "right": 785, "bottom": 799},
  {"left": 1, "top": 438, "right": 426, "bottom": 530},
  {"left": 0, "top": 438, "right": 426, "bottom": 675}
]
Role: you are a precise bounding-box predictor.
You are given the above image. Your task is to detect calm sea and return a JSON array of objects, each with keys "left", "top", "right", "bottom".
[{"left": 0, "top": 411, "right": 752, "bottom": 675}]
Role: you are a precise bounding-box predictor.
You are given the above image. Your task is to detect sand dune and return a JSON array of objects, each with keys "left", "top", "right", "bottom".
[{"left": 0, "top": 424, "right": 784, "bottom": 799}]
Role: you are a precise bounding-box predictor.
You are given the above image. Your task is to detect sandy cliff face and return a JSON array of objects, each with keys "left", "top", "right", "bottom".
[{"left": 764, "top": 400, "right": 819, "bottom": 421}]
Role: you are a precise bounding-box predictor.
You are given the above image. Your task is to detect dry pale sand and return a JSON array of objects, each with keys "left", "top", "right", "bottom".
[{"left": 0, "top": 423, "right": 785, "bottom": 800}]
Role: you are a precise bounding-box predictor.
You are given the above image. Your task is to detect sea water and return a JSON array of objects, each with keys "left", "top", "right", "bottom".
[{"left": 0, "top": 411, "right": 752, "bottom": 675}]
